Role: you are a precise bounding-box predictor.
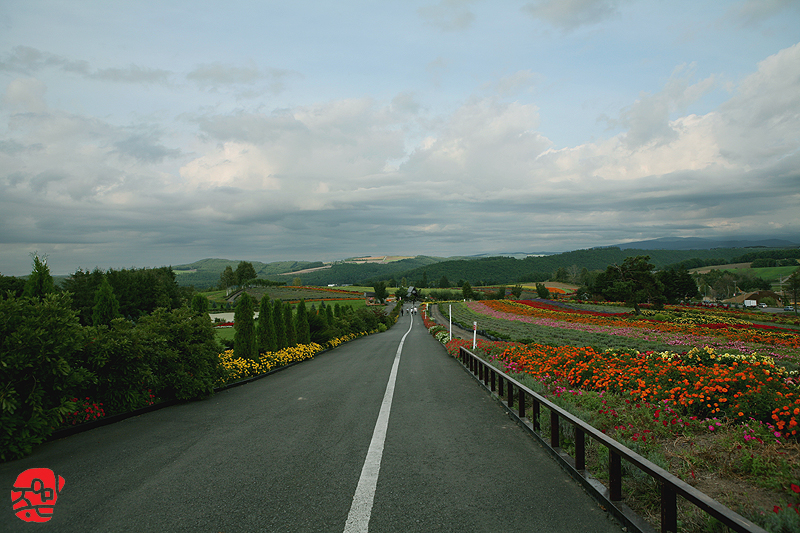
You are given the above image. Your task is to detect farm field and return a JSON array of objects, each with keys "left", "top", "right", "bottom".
[
  {"left": 428, "top": 299, "right": 800, "bottom": 531},
  {"left": 203, "top": 286, "right": 366, "bottom": 309}
]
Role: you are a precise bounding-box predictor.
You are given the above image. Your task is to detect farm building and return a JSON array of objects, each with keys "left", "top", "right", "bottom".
[{"left": 722, "top": 290, "right": 783, "bottom": 306}]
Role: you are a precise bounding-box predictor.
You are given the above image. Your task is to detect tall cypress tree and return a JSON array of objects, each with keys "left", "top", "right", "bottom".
[
  {"left": 284, "top": 304, "right": 296, "bottom": 348},
  {"left": 317, "top": 302, "right": 329, "bottom": 328},
  {"left": 295, "top": 299, "right": 310, "bottom": 345},
  {"left": 256, "top": 295, "right": 277, "bottom": 353},
  {"left": 23, "top": 253, "right": 55, "bottom": 300},
  {"left": 273, "top": 299, "right": 286, "bottom": 349},
  {"left": 92, "top": 277, "right": 120, "bottom": 326},
  {"left": 234, "top": 293, "right": 257, "bottom": 360}
]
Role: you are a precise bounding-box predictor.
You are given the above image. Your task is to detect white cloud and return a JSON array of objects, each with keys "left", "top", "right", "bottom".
[
  {"left": 3, "top": 78, "right": 47, "bottom": 112},
  {"left": 715, "top": 42, "right": 800, "bottom": 163}
]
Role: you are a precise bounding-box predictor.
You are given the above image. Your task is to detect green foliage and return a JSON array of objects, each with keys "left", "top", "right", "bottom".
[
  {"left": 65, "top": 266, "right": 181, "bottom": 323},
  {"left": 0, "top": 274, "right": 26, "bottom": 299},
  {"left": 284, "top": 304, "right": 296, "bottom": 347},
  {"left": 373, "top": 281, "right": 388, "bottom": 303},
  {"left": 462, "top": 281, "right": 474, "bottom": 300},
  {"left": 295, "top": 299, "right": 311, "bottom": 345},
  {"left": 235, "top": 261, "right": 258, "bottom": 286},
  {"left": 0, "top": 293, "right": 91, "bottom": 461},
  {"left": 136, "top": 307, "right": 223, "bottom": 401},
  {"left": 656, "top": 268, "right": 699, "bottom": 303},
  {"left": 233, "top": 293, "right": 257, "bottom": 361},
  {"left": 219, "top": 265, "right": 236, "bottom": 290},
  {"left": 594, "top": 256, "right": 662, "bottom": 314},
  {"left": 92, "top": 277, "right": 121, "bottom": 326},
  {"left": 256, "top": 295, "right": 277, "bottom": 353},
  {"left": 82, "top": 319, "right": 153, "bottom": 414},
  {"left": 535, "top": 283, "right": 550, "bottom": 299},
  {"left": 273, "top": 299, "right": 287, "bottom": 349},
  {"left": 190, "top": 293, "right": 210, "bottom": 314},
  {"left": 23, "top": 253, "right": 55, "bottom": 300}
]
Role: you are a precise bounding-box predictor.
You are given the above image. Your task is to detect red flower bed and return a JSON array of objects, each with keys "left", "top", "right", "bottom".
[{"left": 514, "top": 299, "right": 626, "bottom": 317}]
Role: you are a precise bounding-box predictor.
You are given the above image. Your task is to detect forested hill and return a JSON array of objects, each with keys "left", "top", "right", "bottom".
[
  {"left": 361, "top": 247, "right": 792, "bottom": 287},
  {"left": 170, "top": 247, "right": 799, "bottom": 288},
  {"left": 268, "top": 256, "right": 443, "bottom": 286},
  {"left": 172, "top": 256, "right": 446, "bottom": 288}
]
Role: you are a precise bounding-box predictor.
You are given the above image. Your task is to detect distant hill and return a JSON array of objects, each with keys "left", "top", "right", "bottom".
[
  {"left": 610, "top": 237, "right": 799, "bottom": 250},
  {"left": 172, "top": 258, "right": 322, "bottom": 288},
  {"left": 170, "top": 240, "right": 800, "bottom": 289},
  {"left": 171, "top": 256, "right": 451, "bottom": 288},
  {"left": 362, "top": 246, "right": 799, "bottom": 287}
]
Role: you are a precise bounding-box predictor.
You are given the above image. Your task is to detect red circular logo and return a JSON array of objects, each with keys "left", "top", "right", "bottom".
[{"left": 10, "top": 468, "right": 65, "bottom": 523}]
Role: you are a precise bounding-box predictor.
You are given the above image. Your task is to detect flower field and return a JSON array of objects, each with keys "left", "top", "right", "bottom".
[
  {"left": 449, "top": 300, "right": 800, "bottom": 365},
  {"left": 426, "top": 300, "right": 800, "bottom": 530}
]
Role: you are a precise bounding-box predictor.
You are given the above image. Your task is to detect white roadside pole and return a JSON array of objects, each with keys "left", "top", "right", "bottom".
[
  {"left": 472, "top": 321, "right": 477, "bottom": 350},
  {"left": 449, "top": 304, "right": 452, "bottom": 341}
]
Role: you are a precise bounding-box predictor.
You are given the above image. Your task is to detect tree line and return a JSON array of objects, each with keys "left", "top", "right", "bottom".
[{"left": 227, "top": 292, "right": 395, "bottom": 361}]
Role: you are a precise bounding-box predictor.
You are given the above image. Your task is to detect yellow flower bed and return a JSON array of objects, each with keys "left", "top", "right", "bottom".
[
  {"left": 218, "top": 343, "right": 324, "bottom": 382},
  {"left": 218, "top": 329, "right": 384, "bottom": 384}
]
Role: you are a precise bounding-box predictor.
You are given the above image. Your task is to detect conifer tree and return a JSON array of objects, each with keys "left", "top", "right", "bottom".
[
  {"left": 234, "top": 293, "right": 257, "bottom": 360},
  {"left": 92, "top": 277, "right": 120, "bottom": 326},
  {"left": 190, "top": 293, "right": 210, "bottom": 314},
  {"left": 273, "top": 299, "right": 286, "bottom": 349},
  {"left": 284, "top": 304, "right": 296, "bottom": 347},
  {"left": 295, "top": 299, "right": 310, "bottom": 345},
  {"left": 23, "top": 253, "right": 55, "bottom": 300},
  {"left": 256, "top": 295, "right": 277, "bottom": 353}
]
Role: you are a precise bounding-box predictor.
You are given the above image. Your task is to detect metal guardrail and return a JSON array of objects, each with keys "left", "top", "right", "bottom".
[{"left": 457, "top": 346, "right": 768, "bottom": 533}]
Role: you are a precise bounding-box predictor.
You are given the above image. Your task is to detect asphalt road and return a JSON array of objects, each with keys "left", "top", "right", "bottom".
[{"left": 2, "top": 309, "right": 624, "bottom": 532}]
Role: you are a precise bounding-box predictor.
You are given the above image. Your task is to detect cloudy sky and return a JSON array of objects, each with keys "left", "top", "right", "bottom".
[{"left": 1, "top": 1, "right": 799, "bottom": 276}]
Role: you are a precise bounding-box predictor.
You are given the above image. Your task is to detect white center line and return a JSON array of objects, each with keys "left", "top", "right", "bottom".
[{"left": 343, "top": 315, "right": 413, "bottom": 533}]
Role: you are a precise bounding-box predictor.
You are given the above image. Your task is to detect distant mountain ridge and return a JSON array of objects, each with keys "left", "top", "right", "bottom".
[
  {"left": 169, "top": 237, "right": 800, "bottom": 288},
  {"left": 609, "top": 237, "right": 799, "bottom": 251}
]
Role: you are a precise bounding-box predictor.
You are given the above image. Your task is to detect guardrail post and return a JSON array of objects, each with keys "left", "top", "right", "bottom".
[
  {"left": 550, "top": 410, "right": 559, "bottom": 448},
  {"left": 507, "top": 381, "right": 514, "bottom": 408},
  {"left": 518, "top": 388, "right": 526, "bottom": 418},
  {"left": 609, "top": 450, "right": 622, "bottom": 501},
  {"left": 484, "top": 363, "right": 490, "bottom": 388},
  {"left": 661, "top": 483, "right": 677, "bottom": 533},
  {"left": 532, "top": 400, "right": 540, "bottom": 432},
  {"left": 575, "top": 428, "right": 585, "bottom": 470},
  {"left": 490, "top": 369, "right": 496, "bottom": 392},
  {"left": 498, "top": 375, "right": 504, "bottom": 397}
]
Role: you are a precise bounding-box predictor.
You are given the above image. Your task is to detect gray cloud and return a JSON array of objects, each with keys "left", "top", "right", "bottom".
[
  {"left": 728, "top": 0, "right": 800, "bottom": 27},
  {"left": 0, "top": 46, "right": 169, "bottom": 85},
  {"left": 113, "top": 134, "right": 182, "bottom": 163},
  {"left": 521, "top": 0, "right": 629, "bottom": 31},
  {"left": 418, "top": 0, "right": 477, "bottom": 31}
]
